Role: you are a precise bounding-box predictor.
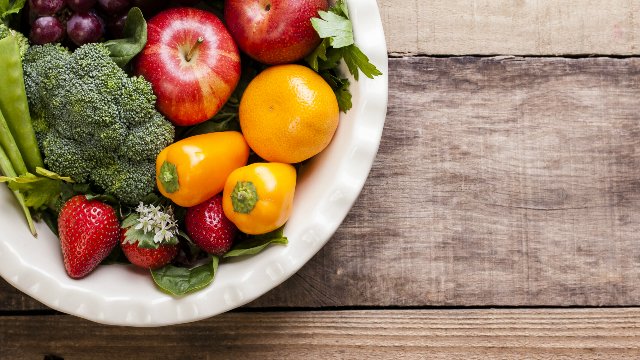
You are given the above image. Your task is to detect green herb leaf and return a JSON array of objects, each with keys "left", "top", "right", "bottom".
[
  {"left": 35, "top": 167, "right": 73, "bottom": 182},
  {"left": 305, "top": 38, "right": 329, "bottom": 72},
  {"left": 330, "top": 0, "right": 350, "bottom": 18},
  {"left": 224, "top": 227, "right": 288, "bottom": 258},
  {"left": 0, "top": 0, "right": 25, "bottom": 20},
  {"left": 151, "top": 256, "right": 219, "bottom": 296},
  {"left": 306, "top": 0, "right": 382, "bottom": 90},
  {"left": 320, "top": 71, "right": 352, "bottom": 112},
  {"left": 311, "top": 10, "right": 353, "bottom": 48},
  {"left": 340, "top": 45, "right": 382, "bottom": 80},
  {"left": 103, "top": 7, "right": 147, "bottom": 68},
  {"left": 318, "top": 46, "right": 343, "bottom": 71},
  {"left": 0, "top": 167, "right": 73, "bottom": 210}
]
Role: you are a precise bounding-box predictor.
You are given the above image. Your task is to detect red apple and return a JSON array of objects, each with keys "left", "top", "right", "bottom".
[
  {"left": 224, "top": 0, "right": 328, "bottom": 65},
  {"left": 135, "top": 7, "right": 241, "bottom": 126}
]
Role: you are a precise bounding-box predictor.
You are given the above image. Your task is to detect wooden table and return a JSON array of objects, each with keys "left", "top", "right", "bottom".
[{"left": 2, "top": 1, "right": 640, "bottom": 358}]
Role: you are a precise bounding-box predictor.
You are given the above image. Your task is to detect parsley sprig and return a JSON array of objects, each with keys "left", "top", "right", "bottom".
[{"left": 306, "top": 0, "right": 382, "bottom": 112}]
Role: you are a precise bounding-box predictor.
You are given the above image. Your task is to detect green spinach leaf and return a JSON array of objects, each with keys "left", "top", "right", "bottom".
[
  {"left": 104, "top": 7, "right": 147, "bottom": 68},
  {"left": 151, "top": 256, "right": 219, "bottom": 296},
  {"left": 224, "top": 227, "right": 288, "bottom": 258}
]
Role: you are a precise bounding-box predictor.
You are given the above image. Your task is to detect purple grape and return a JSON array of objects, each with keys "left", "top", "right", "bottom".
[
  {"left": 67, "top": 12, "right": 105, "bottom": 45},
  {"left": 66, "top": 0, "right": 97, "bottom": 12},
  {"left": 97, "top": 0, "right": 130, "bottom": 14},
  {"left": 30, "top": 16, "right": 65, "bottom": 44},
  {"left": 29, "top": 0, "right": 65, "bottom": 16},
  {"left": 106, "top": 12, "right": 126, "bottom": 38}
]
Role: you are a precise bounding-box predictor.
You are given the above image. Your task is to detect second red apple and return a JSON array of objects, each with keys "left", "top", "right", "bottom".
[
  {"left": 225, "top": 0, "right": 328, "bottom": 65},
  {"left": 135, "top": 7, "right": 241, "bottom": 126}
]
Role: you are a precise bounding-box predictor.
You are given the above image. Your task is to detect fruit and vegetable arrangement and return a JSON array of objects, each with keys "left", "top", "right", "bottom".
[{"left": 0, "top": 0, "right": 381, "bottom": 296}]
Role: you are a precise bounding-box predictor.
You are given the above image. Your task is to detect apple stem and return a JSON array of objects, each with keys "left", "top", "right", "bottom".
[{"left": 186, "top": 37, "right": 204, "bottom": 62}]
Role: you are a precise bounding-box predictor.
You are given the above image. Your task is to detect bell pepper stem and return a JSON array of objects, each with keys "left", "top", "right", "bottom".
[
  {"left": 159, "top": 161, "right": 180, "bottom": 193},
  {"left": 231, "top": 181, "right": 258, "bottom": 214}
]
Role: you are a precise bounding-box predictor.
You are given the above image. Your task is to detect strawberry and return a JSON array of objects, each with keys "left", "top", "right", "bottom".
[
  {"left": 58, "top": 195, "right": 120, "bottom": 279},
  {"left": 120, "top": 229, "right": 179, "bottom": 270},
  {"left": 186, "top": 194, "right": 237, "bottom": 256},
  {"left": 120, "top": 203, "right": 180, "bottom": 269}
]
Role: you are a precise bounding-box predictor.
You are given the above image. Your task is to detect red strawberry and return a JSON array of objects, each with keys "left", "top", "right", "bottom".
[
  {"left": 186, "top": 194, "right": 237, "bottom": 255},
  {"left": 120, "top": 229, "right": 179, "bottom": 269},
  {"left": 58, "top": 195, "right": 120, "bottom": 279}
]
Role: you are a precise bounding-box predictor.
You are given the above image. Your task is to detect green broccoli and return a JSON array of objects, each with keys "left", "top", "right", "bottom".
[
  {"left": 22, "top": 43, "right": 175, "bottom": 204},
  {"left": 0, "top": 23, "right": 28, "bottom": 58}
]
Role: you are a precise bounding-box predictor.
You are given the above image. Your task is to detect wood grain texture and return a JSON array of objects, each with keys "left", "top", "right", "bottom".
[
  {"left": 379, "top": 0, "right": 640, "bottom": 56},
  {"left": 251, "top": 56, "right": 640, "bottom": 307},
  {"left": 1, "top": 56, "right": 640, "bottom": 310},
  {"left": 2, "top": 309, "right": 640, "bottom": 359}
]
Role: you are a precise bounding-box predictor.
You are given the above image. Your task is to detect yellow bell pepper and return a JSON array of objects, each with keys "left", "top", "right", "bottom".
[
  {"left": 156, "top": 131, "right": 249, "bottom": 207},
  {"left": 222, "top": 162, "right": 296, "bottom": 235}
]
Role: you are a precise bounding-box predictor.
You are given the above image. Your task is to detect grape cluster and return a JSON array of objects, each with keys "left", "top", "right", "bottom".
[{"left": 28, "top": 0, "right": 169, "bottom": 46}]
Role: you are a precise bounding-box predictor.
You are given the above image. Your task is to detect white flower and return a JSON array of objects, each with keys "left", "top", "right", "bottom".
[
  {"left": 153, "top": 225, "right": 174, "bottom": 243},
  {"left": 148, "top": 204, "right": 162, "bottom": 218},
  {"left": 135, "top": 202, "right": 149, "bottom": 216},
  {"left": 157, "top": 211, "right": 172, "bottom": 225},
  {"left": 135, "top": 216, "right": 155, "bottom": 233},
  {"left": 135, "top": 203, "right": 178, "bottom": 243}
]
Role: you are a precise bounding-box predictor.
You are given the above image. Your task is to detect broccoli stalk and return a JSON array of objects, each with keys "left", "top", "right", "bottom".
[{"left": 22, "top": 43, "right": 175, "bottom": 205}]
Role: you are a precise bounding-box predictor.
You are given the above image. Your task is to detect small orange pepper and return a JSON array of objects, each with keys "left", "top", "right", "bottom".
[
  {"left": 222, "top": 162, "right": 296, "bottom": 235},
  {"left": 156, "top": 131, "right": 249, "bottom": 207}
]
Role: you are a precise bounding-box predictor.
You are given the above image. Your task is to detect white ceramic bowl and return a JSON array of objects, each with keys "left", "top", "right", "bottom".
[{"left": 0, "top": 0, "right": 388, "bottom": 326}]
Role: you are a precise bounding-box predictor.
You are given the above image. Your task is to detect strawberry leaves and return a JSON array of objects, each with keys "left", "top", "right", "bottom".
[{"left": 306, "top": 0, "right": 382, "bottom": 112}]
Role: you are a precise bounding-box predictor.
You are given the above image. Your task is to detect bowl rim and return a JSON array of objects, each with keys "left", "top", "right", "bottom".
[{"left": 0, "top": 0, "right": 389, "bottom": 327}]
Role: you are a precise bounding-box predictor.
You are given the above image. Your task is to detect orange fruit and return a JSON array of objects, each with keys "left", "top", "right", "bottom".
[{"left": 239, "top": 64, "right": 340, "bottom": 164}]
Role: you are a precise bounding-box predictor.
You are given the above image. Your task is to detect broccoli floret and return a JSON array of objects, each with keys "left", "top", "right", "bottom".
[
  {"left": 0, "top": 23, "right": 29, "bottom": 59},
  {"left": 22, "top": 43, "right": 175, "bottom": 204}
]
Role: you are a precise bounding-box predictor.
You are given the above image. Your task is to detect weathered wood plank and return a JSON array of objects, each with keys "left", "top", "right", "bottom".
[
  {"left": 2, "top": 56, "right": 639, "bottom": 310},
  {"left": 251, "top": 56, "right": 640, "bottom": 307},
  {"left": 3, "top": 309, "right": 640, "bottom": 359},
  {"left": 380, "top": 0, "right": 640, "bottom": 56}
]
